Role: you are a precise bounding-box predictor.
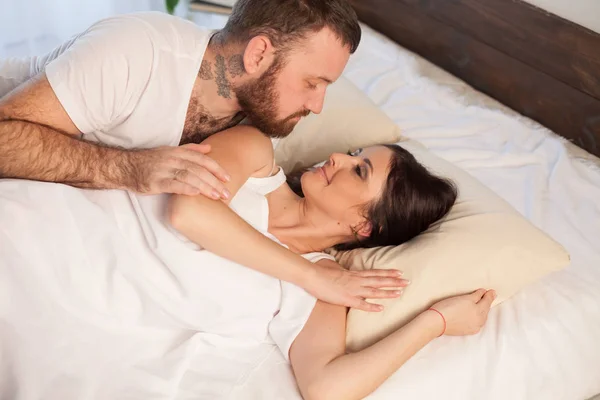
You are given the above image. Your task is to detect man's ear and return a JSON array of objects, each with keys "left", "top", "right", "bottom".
[{"left": 243, "top": 35, "right": 275, "bottom": 75}]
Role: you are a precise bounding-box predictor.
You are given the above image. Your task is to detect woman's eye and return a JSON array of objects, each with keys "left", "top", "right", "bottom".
[
  {"left": 307, "top": 82, "right": 317, "bottom": 90},
  {"left": 354, "top": 165, "right": 363, "bottom": 178}
]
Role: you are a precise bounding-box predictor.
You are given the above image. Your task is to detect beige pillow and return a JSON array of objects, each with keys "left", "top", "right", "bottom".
[
  {"left": 274, "top": 76, "right": 403, "bottom": 173},
  {"left": 329, "top": 139, "right": 570, "bottom": 352}
]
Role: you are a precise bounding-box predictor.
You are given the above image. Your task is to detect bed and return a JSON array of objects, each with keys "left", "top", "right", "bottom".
[
  {"left": 2, "top": 3, "right": 600, "bottom": 399},
  {"left": 188, "top": 3, "right": 600, "bottom": 399}
]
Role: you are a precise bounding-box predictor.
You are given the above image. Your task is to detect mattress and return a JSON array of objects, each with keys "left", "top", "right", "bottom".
[{"left": 226, "top": 23, "right": 600, "bottom": 400}]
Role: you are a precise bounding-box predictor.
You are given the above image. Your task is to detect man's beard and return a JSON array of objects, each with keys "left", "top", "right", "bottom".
[{"left": 234, "top": 56, "right": 310, "bottom": 138}]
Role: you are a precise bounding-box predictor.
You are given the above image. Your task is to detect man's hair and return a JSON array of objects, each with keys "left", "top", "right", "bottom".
[{"left": 220, "top": 0, "right": 361, "bottom": 54}]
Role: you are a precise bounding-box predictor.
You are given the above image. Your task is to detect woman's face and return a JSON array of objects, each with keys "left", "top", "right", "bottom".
[{"left": 301, "top": 146, "right": 394, "bottom": 235}]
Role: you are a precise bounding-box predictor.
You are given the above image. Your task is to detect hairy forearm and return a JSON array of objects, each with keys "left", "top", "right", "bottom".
[
  {"left": 169, "top": 194, "right": 317, "bottom": 287},
  {"left": 307, "top": 312, "right": 441, "bottom": 400},
  {"left": 0, "top": 119, "right": 136, "bottom": 189}
]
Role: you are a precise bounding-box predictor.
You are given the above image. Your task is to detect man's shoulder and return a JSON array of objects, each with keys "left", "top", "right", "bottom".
[
  {"left": 82, "top": 12, "right": 211, "bottom": 50},
  {"left": 113, "top": 11, "right": 197, "bottom": 31}
]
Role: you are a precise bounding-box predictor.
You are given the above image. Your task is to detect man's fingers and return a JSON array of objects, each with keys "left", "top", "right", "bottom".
[
  {"left": 179, "top": 176, "right": 221, "bottom": 199},
  {"left": 180, "top": 162, "right": 230, "bottom": 199},
  {"left": 164, "top": 170, "right": 221, "bottom": 199},
  {"left": 179, "top": 148, "right": 231, "bottom": 183},
  {"left": 183, "top": 143, "right": 211, "bottom": 154},
  {"left": 161, "top": 178, "right": 201, "bottom": 196}
]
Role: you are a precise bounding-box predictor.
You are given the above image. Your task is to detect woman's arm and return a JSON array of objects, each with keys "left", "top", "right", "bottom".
[
  {"left": 168, "top": 126, "right": 404, "bottom": 312},
  {"left": 290, "top": 284, "right": 496, "bottom": 400}
]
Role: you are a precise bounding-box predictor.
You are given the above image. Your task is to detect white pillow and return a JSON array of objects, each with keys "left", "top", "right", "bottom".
[
  {"left": 274, "top": 76, "right": 403, "bottom": 173},
  {"left": 329, "top": 139, "right": 570, "bottom": 352}
]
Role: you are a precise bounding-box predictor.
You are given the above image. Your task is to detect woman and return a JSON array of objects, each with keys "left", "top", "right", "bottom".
[
  {"left": 0, "top": 124, "right": 494, "bottom": 399},
  {"left": 168, "top": 125, "right": 496, "bottom": 400}
]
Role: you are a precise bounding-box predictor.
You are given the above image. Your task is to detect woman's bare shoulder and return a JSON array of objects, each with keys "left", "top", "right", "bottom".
[{"left": 202, "top": 125, "right": 275, "bottom": 178}]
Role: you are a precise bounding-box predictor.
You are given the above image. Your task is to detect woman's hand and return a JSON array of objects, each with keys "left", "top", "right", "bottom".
[
  {"left": 427, "top": 288, "right": 497, "bottom": 336},
  {"left": 306, "top": 260, "right": 409, "bottom": 312}
]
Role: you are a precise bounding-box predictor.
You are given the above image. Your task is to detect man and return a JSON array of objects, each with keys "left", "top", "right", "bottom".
[
  {"left": 0, "top": 1, "right": 404, "bottom": 312},
  {"left": 0, "top": 0, "right": 360, "bottom": 200}
]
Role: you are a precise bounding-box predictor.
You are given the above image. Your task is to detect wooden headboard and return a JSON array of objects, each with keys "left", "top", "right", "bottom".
[{"left": 350, "top": 0, "right": 600, "bottom": 158}]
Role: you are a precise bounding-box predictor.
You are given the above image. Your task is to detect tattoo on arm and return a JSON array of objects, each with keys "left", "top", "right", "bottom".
[
  {"left": 215, "top": 54, "right": 231, "bottom": 99},
  {"left": 199, "top": 60, "right": 213, "bottom": 80},
  {"left": 227, "top": 54, "right": 245, "bottom": 78}
]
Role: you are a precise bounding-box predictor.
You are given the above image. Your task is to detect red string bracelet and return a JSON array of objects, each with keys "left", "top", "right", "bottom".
[{"left": 428, "top": 308, "right": 446, "bottom": 337}]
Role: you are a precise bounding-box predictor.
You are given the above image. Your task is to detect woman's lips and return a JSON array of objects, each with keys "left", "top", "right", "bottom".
[{"left": 319, "top": 166, "right": 330, "bottom": 184}]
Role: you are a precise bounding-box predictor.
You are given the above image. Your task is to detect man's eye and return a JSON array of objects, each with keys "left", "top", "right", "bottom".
[{"left": 307, "top": 82, "right": 317, "bottom": 90}]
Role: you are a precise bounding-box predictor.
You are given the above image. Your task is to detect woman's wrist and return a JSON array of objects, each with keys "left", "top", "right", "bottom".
[
  {"left": 416, "top": 309, "right": 446, "bottom": 339},
  {"left": 427, "top": 308, "right": 446, "bottom": 337}
]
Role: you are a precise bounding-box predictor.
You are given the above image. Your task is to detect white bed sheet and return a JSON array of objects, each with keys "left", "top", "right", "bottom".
[{"left": 226, "top": 24, "right": 600, "bottom": 400}]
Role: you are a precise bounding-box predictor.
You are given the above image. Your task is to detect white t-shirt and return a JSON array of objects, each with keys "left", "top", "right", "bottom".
[{"left": 43, "top": 12, "right": 212, "bottom": 149}]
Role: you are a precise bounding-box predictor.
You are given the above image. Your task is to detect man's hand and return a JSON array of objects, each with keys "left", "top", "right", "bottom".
[
  {"left": 128, "top": 143, "right": 231, "bottom": 199},
  {"left": 306, "top": 259, "right": 409, "bottom": 312}
]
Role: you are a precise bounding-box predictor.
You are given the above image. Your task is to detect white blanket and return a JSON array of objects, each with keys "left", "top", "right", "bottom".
[{"left": 0, "top": 177, "right": 322, "bottom": 400}]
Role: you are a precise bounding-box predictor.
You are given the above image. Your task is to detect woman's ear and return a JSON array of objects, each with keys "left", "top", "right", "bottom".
[
  {"left": 243, "top": 35, "right": 275, "bottom": 75},
  {"left": 355, "top": 221, "right": 372, "bottom": 238}
]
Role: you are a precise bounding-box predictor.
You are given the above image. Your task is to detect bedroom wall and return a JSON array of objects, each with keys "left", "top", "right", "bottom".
[{"left": 522, "top": 0, "right": 600, "bottom": 33}]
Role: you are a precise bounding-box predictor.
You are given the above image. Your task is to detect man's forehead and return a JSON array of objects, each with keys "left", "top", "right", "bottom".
[
  {"left": 290, "top": 29, "right": 350, "bottom": 80},
  {"left": 301, "top": 27, "right": 349, "bottom": 54}
]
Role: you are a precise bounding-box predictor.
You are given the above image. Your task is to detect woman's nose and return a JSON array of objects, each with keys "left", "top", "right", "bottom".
[{"left": 329, "top": 152, "right": 352, "bottom": 166}]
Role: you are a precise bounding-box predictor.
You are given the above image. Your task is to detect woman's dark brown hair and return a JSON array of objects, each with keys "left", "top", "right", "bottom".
[{"left": 286, "top": 144, "right": 458, "bottom": 250}]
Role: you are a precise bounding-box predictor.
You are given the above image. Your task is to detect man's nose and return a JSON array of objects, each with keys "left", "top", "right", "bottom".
[{"left": 305, "top": 90, "right": 325, "bottom": 115}]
